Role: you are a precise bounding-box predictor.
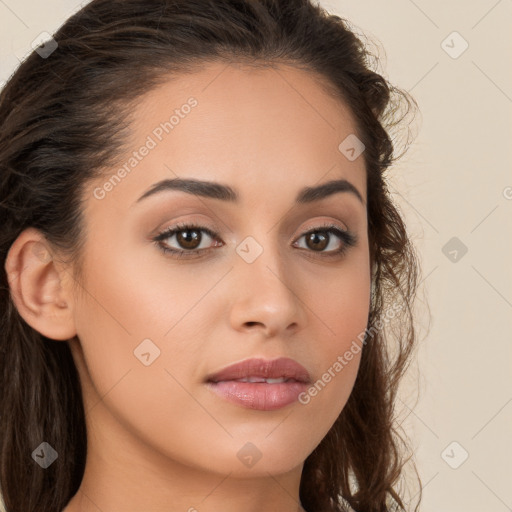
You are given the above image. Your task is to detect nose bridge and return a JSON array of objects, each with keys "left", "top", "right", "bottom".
[
  {"left": 236, "top": 231, "right": 288, "bottom": 288},
  {"left": 230, "top": 231, "right": 305, "bottom": 335}
]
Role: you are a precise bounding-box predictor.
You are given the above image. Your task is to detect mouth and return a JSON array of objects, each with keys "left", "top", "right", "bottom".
[{"left": 204, "top": 357, "right": 311, "bottom": 411}]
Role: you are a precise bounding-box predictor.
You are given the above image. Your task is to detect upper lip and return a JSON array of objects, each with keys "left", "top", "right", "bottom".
[{"left": 206, "top": 357, "right": 311, "bottom": 384}]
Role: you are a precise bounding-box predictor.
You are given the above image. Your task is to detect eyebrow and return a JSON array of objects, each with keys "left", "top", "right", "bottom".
[{"left": 135, "top": 177, "right": 365, "bottom": 206}]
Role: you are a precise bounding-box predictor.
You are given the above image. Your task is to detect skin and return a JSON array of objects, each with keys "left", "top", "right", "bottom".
[{"left": 6, "top": 61, "right": 370, "bottom": 512}]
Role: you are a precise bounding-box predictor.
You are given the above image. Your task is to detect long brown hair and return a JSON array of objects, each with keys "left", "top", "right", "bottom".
[{"left": 0, "top": 1, "right": 422, "bottom": 511}]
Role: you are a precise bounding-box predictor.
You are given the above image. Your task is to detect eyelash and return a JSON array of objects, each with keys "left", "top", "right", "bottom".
[{"left": 152, "top": 221, "right": 357, "bottom": 260}]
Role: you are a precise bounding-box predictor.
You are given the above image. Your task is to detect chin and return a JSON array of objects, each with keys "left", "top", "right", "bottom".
[{"left": 206, "top": 437, "right": 311, "bottom": 478}]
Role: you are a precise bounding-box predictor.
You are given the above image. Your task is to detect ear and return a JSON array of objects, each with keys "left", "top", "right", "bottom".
[{"left": 4, "top": 227, "right": 77, "bottom": 340}]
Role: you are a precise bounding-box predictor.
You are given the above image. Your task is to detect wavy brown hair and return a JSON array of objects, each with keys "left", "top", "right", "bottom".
[{"left": 0, "top": 1, "right": 422, "bottom": 511}]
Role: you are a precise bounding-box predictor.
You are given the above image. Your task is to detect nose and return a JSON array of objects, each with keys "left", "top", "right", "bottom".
[{"left": 228, "top": 239, "right": 307, "bottom": 338}]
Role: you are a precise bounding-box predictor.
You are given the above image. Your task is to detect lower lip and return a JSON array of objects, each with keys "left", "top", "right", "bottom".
[{"left": 205, "top": 380, "right": 309, "bottom": 411}]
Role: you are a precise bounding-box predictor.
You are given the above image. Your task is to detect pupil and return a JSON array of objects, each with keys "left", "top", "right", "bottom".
[
  {"left": 308, "top": 232, "right": 327, "bottom": 251},
  {"left": 178, "top": 229, "right": 200, "bottom": 249}
]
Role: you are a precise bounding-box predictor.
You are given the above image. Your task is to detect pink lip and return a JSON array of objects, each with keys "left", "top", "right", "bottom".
[
  {"left": 205, "top": 357, "right": 311, "bottom": 411},
  {"left": 206, "top": 357, "right": 311, "bottom": 384}
]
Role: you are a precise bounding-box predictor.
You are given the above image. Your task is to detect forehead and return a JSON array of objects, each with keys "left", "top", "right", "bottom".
[{"left": 90, "top": 61, "right": 367, "bottom": 209}]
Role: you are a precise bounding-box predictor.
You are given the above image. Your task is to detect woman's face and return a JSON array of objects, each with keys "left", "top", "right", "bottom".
[{"left": 68, "top": 61, "right": 370, "bottom": 495}]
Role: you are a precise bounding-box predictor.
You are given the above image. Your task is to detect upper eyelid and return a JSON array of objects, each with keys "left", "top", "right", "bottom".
[
  {"left": 157, "top": 221, "right": 349, "bottom": 237},
  {"left": 155, "top": 222, "right": 353, "bottom": 247}
]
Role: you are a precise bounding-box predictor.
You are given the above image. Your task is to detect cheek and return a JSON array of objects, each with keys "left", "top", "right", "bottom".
[
  {"left": 305, "top": 247, "right": 371, "bottom": 349},
  {"left": 72, "top": 244, "right": 222, "bottom": 405},
  {"left": 298, "top": 257, "right": 370, "bottom": 420},
  {"left": 71, "top": 255, "right": 215, "bottom": 458}
]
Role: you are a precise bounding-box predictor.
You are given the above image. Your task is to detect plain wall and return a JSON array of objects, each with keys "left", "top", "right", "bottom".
[{"left": 1, "top": 1, "right": 511, "bottom": 511}]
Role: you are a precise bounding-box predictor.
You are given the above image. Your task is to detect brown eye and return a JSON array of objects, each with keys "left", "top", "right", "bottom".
[
  {"left": 296, "top": 227, "right": 346, "bottom": 253},
  {"left": 304, "top": 231, "right": 329, "bottom": 251},
  {"left": 153, "top": 223, "right": 221, "bottom": 256},
  {"left": 293, "top": 225, "right": 358, "bottom": 258},
  {"left": 175, "top": 228, "right": 202, "bottom": 250}
]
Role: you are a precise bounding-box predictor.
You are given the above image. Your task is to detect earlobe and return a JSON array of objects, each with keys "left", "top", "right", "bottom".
[{"left": 4, "top": 227, "right": 77, "bottom": 341}]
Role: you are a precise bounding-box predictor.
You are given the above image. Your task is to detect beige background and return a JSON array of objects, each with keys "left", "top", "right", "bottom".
[{"left": 1, "top": 1, "right": 511, "bottom": 511}]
